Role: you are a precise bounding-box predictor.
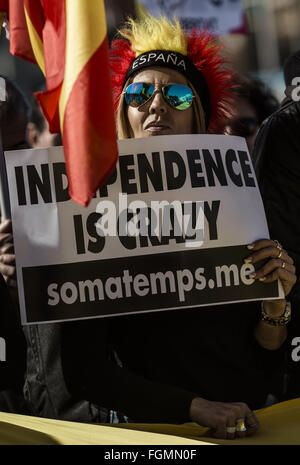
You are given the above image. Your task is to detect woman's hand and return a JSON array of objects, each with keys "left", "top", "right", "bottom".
[
  {"left": 245, "top": 238, "right": 296, "bottom": 312},
  {"left": 189, "top": 397, "right": 259, "bottom": 439},
  {"left": 0, "top": 219, "right": 16, "bottom": 285},
  {"left": 0, "top": 219, "right": 18, "bottom": 306}
]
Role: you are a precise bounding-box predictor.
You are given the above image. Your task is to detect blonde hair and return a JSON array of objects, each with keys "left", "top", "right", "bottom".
[{"left": 120, "top": 14, "right": 188, "bottom": 57}]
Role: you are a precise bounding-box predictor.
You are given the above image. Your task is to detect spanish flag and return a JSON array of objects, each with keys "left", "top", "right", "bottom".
[{"left": 1, "top": 0, "right": 118, "bottom": 207}]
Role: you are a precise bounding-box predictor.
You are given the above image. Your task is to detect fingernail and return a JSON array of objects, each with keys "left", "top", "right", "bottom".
[
  {"left": 244, "top": 257, "right": 252, "bottom": 263},
  {"left": 248, "top": 272, "right": 256, "bottom": 278},
  {"left": 247, "top": 244, "right": 254, "bottom": 249},
  {"left": 259, "top": 277, "right": 266, "bottom": 281}
]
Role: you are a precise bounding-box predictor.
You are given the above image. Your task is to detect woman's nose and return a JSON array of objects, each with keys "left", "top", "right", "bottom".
[{"left": 148, "top": 90, "right": 167, "bottom": 114}]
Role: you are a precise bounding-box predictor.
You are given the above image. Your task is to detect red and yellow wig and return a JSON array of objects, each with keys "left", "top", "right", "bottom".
[{"left": 110, "top": 13, "right": 233, "bottom": 134}]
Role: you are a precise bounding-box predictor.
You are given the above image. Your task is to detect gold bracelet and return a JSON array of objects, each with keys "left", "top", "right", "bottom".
[{"left": 261, "top": 301, "right": 291, "bottom": 326}]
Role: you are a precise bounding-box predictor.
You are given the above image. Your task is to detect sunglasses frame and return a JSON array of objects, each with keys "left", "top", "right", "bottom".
[{"left": 123, "top": 82, "right": 195, "bottom": 111}]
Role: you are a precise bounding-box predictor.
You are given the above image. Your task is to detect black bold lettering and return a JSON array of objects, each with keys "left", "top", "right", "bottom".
[
  {"left": 53, "top": 163, "right": 70, "bottom": 202},
  {"left": 27, "top": 164, "right": 52, "bottom": 204},
  {"left": 119, "top": 155, "right": 137, "bottom": 194},
  {"left": 15, "top": 166, "right": 27, "bottom": 205},
  {"left": 238, "top": 151, "right": 256, "bottom": 187},
  {"left": 73, "top": 215, "right": 85, "bottom": 254},
  {"left": 225, "top": 149, "right": 243, "bottom": 186},
  {"left": 204, "top": 200, "right": 220, "bottom": 240},
  {"left": 86, "top": 212, "right": 105, "bottom": 253},
  {"left": 137, "top": 152, "right": 163, "bottom": 193},
  {"left": 186, "top": 149, "right": 205, "bottom": 187},
  {"left": 203, "top": 149, "right": 227, "bottom": 186},
  {"left": 164, "top": 151, "right": 186, "bottom": 190}
]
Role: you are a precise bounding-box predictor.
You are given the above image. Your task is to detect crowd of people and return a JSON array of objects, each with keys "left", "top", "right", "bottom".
[{"left": 0, "top": 10, "right": 300, "bottom": 441}]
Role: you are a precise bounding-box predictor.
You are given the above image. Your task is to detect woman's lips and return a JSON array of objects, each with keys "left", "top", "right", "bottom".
[{"left": 145, "top": 122, "right": 171, "bottom": 133}]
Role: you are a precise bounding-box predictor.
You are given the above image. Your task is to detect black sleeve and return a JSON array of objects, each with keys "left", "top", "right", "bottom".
[
  {"left": 61, "top": 318, "right": 197, "bottom": 424},
  {"left": 255, "top": 107, "right": 300, "bottom": 299},
  {"left": 0, "top": 273, "right": 27, "bottom": 392}
]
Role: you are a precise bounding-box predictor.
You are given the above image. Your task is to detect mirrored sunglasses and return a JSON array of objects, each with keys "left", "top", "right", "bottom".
[{"left": 124, "top": 82, "right": 194, "bottom": 110}]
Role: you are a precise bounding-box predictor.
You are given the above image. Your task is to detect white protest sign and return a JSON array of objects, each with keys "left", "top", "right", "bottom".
[
  {"left": 138, "top": 0, "right": 245, "bottom": 35},
  {"left": 5, "top": 134, "right": 283, "bottom": 325}
]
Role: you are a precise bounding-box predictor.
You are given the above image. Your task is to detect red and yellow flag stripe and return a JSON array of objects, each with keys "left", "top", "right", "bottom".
[
  {"left": 1, "top": 0, "right": 118, "bottom": 207},
  {"left": 59, "top": 0, "right": 117, "bottom": 206},
  {"left": 23, "top": 0, "right": 45, "bottom": 73}
]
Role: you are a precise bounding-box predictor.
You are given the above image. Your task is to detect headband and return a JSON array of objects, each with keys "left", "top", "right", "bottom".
[{"left": 123, "top": 49, "right": 211, "bottom": 127}]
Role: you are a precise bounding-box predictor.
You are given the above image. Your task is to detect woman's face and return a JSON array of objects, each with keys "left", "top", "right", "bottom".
[
  {"left": 224, "top": 97, "right": 259, "bottom": 156},
  {"left": 126, "top": 67, "right": 194, "bottom": 138}
]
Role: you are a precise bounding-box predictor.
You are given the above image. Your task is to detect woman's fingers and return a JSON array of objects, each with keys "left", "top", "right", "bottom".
[
  {"left": 0, "top": 242, "right": 14, "bottom": 254},
  {"left": 244, "top": 238, "right": 297, "bottom": 296},
  {"left": 248, "top": 238, "right": 286, "bottom": 252},
  {"left": 214, "top": 404, "right": 245, "bottom": 439},
  {"left": 211, "top": 403, "right": 258, "bottom": 440},
  {"left": 245, "top": 242, "right": 294, "bottom": 265},
  {"left": 0, "top": 253, "right": 16, "bottom": 266},
  {"left": 0, "top": 252, "right": 17, "bottom": 284},
  {"left": 0, "top": 219, "right": 12, "bottom": 234},
  {"left": 0, "top": 233, "right": 13, "bottom": 248},
  {"left": 231, "top": 403, "right": 254, "bottom": 439},
  {"left": 245, "top": 411, "right": 259, "bottom": 436},
  {"left": 0, "top": 221, "right": 14, "bottom": 255},
  {"left": 224, "top": 420, "right": 237, "bottom": 440},
  {"left": 249, "top": 259, "right": 295, "bottom": 280},
  {"left": 190, "top": 398, "right": 259, "bottom": 440},
  {"left": 250, "top": 262, "right": 296, "bottom": 296},
  {"left": 0, "top": 221, "right": 16, "bottom": 286},
  {"left": 212, "top": 421, "right": 228, "bottom": 439}
]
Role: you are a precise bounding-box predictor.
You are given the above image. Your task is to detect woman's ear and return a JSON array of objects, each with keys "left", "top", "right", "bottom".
[{"left": 26, "top": 122, "right": 40, "bottom": 148}]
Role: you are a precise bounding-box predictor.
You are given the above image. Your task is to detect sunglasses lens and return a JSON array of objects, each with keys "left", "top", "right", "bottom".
[
  {"left": 163, "top": 84, "right": 193, "bottom": 110},
  {"left": 125, "top": 83, "right": 154, "bottom": 107}
]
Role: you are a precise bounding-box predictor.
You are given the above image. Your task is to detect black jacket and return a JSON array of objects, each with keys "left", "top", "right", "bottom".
[
  {"left": 253, "top": 90, "right": 300, "bottom": 299},
  {"left": 253, "top": 89, "right": 300, "bottom": 400},
  {"left": 62, "top": 301, "right": 285, "bottom": 423},
  {"left": 23, "top": 322, "right": 110, "bottom": 422},
  {"left": 0, "top": 273, "right": 29, "bottom": 413}
]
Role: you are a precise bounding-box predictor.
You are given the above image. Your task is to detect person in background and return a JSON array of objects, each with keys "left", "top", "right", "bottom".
[
  {"left": 0, "top": 74, "right": 30, "bottom": 152},
  {"left": 253, "top": 50, "right": 300, "bottom": 403},
  {"left": 253, "top": 50, "right": 300, "bottom": 299},
  {"left": 0, "top": 74, "right": 29, "bottom": 414},
  {"left": 0, "top": 83, "right": 109, "bottom": 422},
  {"left": 280, "top": 50, "right": 300, "bottom": 106},
  {"left": 224, "top": 73, "right": 279, "bottom": 155},
  {"left": 26, "top": 96, "right": 62, "bottom": 148}
]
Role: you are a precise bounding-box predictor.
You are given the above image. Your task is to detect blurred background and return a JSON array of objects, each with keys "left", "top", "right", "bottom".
[{"left": 0, "top": 0, "right": 299, "bottom": 103}]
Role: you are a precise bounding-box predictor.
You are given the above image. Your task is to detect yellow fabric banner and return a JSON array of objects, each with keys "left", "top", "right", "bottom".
[{"left": 0, "top": 398, "right": 299, "bottom": 445}]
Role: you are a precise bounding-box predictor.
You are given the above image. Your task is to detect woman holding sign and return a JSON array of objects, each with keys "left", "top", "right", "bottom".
[
  {"left": 0, "top": 12, "right": 288, "bottom": 439},
  {"left": 60, "top": 12, "right": 298, "bottom": 440}
]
